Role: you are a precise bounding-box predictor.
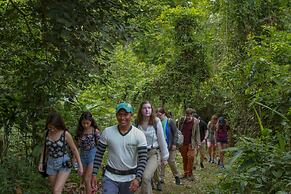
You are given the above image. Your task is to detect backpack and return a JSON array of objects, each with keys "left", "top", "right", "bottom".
[
  {"left": 167, "top": 118, "right": 183, "bottom": 147},
  {"left": 176, "top": 117, "right": 185, "bottom": 147},
  {"left": 176, "top": 129, "right": 184, "bottom": 147}
]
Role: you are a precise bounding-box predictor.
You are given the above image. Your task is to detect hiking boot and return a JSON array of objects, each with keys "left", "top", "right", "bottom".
[
  {"left": 156, "top": 181, "right": 162, "bottom": 191},
  {"left": 200, "top": 162, "right": 204, "bottom": 168},
  {"left": 175, "top": 176, "right": 181, "bottom": 185}
]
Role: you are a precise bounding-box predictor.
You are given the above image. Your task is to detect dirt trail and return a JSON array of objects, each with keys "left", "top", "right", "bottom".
[{"left": 64, "top": 154, "right": 222, "bottom": 194}]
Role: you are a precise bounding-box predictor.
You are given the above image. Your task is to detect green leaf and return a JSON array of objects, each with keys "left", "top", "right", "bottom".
[
  {"left": 272, "top": 170, "right": 283, "bottom": 178},
  {"left": 253, "top": 105, "right": 269, "bottom": 137},
  {"left": 276, "top": 132, "right": 286, "bottom": 151}
]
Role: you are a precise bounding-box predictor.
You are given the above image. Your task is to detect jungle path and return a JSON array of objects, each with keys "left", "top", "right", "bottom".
[{"left": 64, "top": 153, "right": 222, "bottom": 194}]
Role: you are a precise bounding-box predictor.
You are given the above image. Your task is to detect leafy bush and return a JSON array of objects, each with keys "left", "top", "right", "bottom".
[
  {"left": 216, "top": 136, "right": 291, "bottom": 193},
  {"left": 0, "top": 155, "right": 50, "bottom": 194}
]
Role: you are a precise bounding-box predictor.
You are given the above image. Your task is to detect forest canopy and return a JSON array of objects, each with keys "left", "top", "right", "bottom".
[{"left": 0, "top": 0, "right": 290, "bottom": 193}]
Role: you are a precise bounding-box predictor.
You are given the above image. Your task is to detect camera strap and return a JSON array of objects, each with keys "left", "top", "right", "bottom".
[
  {"left": 62, "top": 129, "right": 67, "bottom": 162},
  {"left": 42, "top": 130, "right": 49, "bottom": 165}
]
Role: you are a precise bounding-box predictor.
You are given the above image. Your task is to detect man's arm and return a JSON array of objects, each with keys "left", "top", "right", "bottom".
[
  {"left": 135, "top": 146, "right": 147, "bottom": 182},
  {"left": 129, "top": 145, "right": 147, "bottom": 192},
  {"left": 196, "top": 121, "right": 201, "bottom": 146},
  {"left": 203, "top": 121, "right": 209, "bottom": 141},
  {"left": 191, "top": 119, "right": 201, "bottom": 148},
  {"left": 92, "top": 142, "right": 107, "bottom": 176}
]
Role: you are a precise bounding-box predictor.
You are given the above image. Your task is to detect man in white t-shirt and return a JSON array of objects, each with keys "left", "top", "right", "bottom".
[{"left": 91, "top": 102, "right": 147, "bottom": 194}]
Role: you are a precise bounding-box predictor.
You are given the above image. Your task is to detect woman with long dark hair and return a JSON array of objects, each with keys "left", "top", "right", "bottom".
[
  {"left": 38, "top": 112, "right": 83, "bottom": 194},
  {"left": 76, "top": 111, "right": 100, "bottom": 194}
]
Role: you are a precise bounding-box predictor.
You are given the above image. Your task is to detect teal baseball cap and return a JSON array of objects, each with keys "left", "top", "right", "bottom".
[{"left": 116, "top": 102, "right": 133, "bottom": 113}]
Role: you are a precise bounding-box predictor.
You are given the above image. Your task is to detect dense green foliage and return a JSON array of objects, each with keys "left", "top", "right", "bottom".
[
  {"left": 0, "top": 154, "right": 50, "bottom": 193},
  {"left": 0, "top": 0, "right": 290, "bottom": 193},
  {"left": 0, "top": 0, "right": 137, "bottom": 154},
  {"left": 218, "top": 136, "right": 291, "bottom": 193}
]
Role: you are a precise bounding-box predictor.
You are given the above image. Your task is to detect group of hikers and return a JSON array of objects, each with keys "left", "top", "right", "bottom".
[{"left": 38, "top": 101, "right": 229, "bottom": 194}]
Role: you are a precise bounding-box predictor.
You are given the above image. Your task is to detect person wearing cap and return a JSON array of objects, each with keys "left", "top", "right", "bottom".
[
  {"left": 91, "top": 102, "right": 147, "bottom": 194},
  {"left": 216, "top": 116, "right": 229, "bottom": 169}
]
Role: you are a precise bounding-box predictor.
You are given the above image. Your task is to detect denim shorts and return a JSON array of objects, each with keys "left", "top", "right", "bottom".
[
  {"left": 80, "top": 147, "right": 96, "bottom": 167},
  {"left": 46, "top": 154, "right": 71, "bottom": 175}
]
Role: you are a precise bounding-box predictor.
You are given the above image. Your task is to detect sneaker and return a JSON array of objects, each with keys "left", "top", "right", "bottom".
[
  {"left": 156, "top": 181, "right": 162, "bottom": 191},
  {"left": 220, "top": 163, "right": 224, "bottom": 169},
  {"left": 175, "top": 176, "right": 181, "bottom": 185},
  {"left": 200, "top": 162, "right": 204, "bottom": 168}
]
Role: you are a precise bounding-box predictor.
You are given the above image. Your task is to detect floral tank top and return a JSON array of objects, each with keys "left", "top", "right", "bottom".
[
  {"left": 46, "top": 132, "right": 67, "bottom": 158},
  {"left": 78, "top": 130, "right": 100, "bottom": 151}
]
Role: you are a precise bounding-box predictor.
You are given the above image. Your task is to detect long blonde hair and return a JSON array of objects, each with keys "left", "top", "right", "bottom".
[{"left": 209, "top": 114, "right": 218, "bottom": 129}]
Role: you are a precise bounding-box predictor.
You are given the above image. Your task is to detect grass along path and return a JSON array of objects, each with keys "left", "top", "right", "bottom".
[
  {"left": 151, "top": 154, "right": 221, "bottom": 194},
  {"left": 64, "top": 153, "right": 222, "bottom": 194}
]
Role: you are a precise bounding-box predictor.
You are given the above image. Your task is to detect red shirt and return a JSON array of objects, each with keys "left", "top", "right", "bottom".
[{"left": 182, "top": 119, "right": 194, "bottom": 145}]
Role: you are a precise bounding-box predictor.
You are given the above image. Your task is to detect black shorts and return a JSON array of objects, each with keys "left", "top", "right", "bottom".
[{"left": 217, "top": 140, "right": 228, "bottom": 144}]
